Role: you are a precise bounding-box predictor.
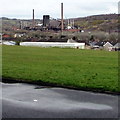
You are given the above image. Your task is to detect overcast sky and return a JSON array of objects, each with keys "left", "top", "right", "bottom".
[{"left": 0, "top": 0, "right": 119, "bottom": 19}]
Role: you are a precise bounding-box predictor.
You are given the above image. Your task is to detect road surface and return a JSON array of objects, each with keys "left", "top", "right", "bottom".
[{"left": 1, "top": 82, "right": 119, "bottom": 118}]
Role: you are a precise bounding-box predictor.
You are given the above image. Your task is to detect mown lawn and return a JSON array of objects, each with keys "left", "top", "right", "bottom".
[{"left": 2, "top": 45, "right": 119, "bottom": 92}]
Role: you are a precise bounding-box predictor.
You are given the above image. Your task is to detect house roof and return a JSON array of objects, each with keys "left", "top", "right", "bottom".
[
  {"left": 95, "top": 41, "right": 105, "bottom": 46},
  {"left": 110, "top": 41, "right": 117, "bottom": 46},
  {"left": 2, "top": 34, "right": 10, "bottom": 38},
  {"left": 89, "top": 41, "right": 98, "bottom": 46},
  {"left": 113, "top": 43, "right": 120, "bottom": 48},
  {"left": 103, "top": 42, "right": 113, "bottom": 47}
]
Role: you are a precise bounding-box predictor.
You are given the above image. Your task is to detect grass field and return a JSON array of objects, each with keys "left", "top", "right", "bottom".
[{"left": 2, "top": 45, "right": 119, "bottom": 92}]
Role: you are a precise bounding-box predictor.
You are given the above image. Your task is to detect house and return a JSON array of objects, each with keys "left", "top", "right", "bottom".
[
  {"left": 2, "top": 34, "right": 10, "bottom": 38},
  {"left": 2, "top": 34, "right": 10, "bottom": 39},
  {"left": 14, "top": 33, "right": 24, "bottom": 38},
  {"left": 89, "top": 41, "right": 99, "bottom": 49},
  {"left": 2, "top": 41, "right": 16, "bottom": 45},
  {"left": 103, "top": 42, "right": 113, "bottom": 51},
  {"left": 95, "top": 41, "right": 105, "bottom": 47},
  {"left": 112, "top": 43, "right": 120, "bottom": 51},
  {"left": 92, "top": 41, "right": 105, "bottom": 49}
]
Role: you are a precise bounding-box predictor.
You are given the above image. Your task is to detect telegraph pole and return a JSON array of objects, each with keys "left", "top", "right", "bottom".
[{"left": 61, "top": 3, "right": 64, "bottom": 33}]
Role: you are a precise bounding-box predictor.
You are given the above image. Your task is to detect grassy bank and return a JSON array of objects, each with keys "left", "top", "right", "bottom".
[{"left": 2, "top": 45, "right": 119, "bottom": 92}]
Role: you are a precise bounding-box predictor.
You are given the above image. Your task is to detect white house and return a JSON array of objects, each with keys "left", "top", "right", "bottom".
[{"left": 103, "top": 42, "right": 113, "bottom": 51}]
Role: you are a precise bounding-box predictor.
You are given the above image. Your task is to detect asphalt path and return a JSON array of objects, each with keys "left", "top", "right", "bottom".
[{"left": 1, "top": 82, "right": 119, "bottom": 118}]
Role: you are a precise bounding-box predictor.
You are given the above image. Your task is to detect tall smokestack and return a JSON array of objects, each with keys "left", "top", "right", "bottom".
[
  {"left": 32, "top": 9, "right": 35, "bottom": 27},
  {"left": 61, "top": 3, "right": 64, "bottom": 32}
]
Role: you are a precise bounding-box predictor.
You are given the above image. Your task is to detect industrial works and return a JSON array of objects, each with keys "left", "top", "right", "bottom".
[
  {"left": 23, "top": 3, "right": 79, "bottom": 32},
  {"left": 19, "top": 3, "right": 84, "bottom": 49},
  {"left": 1, "top": 3, "right": 119, "bottom": 51},
  {"left": 2, "top": 3, "right": 86, "bottom": 49}
]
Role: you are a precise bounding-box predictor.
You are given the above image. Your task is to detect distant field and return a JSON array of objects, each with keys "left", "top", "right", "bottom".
[{"left": 2, "top": 45, "right": 119, "bottom": 92}]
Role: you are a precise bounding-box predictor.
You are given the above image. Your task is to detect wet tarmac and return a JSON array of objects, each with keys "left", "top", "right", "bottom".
[{"left": 1, "top": 82, "right": 119, "bottom": 118}]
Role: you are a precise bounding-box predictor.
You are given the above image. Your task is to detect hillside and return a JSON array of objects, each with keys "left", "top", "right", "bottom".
[
  {"left": 1, "top": 13, "right": 119, "bottom": 32},
  {"left": 75, "top": 14, "right": 118, "bottom": 21},
  {"left": 74, "top": 14, "right": 119, "bottom": 32}
]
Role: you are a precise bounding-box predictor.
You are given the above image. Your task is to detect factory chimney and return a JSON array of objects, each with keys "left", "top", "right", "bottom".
[
  {"left": 32, "top": 9, "right": 35, "bottom": 27},
  {"left": 61, "top": 3, "right": 64, "bottom": 32}
]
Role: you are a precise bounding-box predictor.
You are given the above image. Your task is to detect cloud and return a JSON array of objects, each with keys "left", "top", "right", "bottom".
[{"left": 0, "top": 0, "right": 119, "bottom": 19}]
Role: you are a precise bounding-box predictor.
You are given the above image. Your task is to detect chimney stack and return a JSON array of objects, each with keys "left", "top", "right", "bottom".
[
  {"left": 32, "top": 9, "right": 35, "bottom": 27},
  {"left": 61, "top": 3, "right": 64, "bottom": 32}
]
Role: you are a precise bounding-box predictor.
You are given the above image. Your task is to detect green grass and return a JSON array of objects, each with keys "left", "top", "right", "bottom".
[{"left": 2, "top": 45, "right": 119, "bottom": 92}]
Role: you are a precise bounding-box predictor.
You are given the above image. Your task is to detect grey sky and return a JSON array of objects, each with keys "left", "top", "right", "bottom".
[{"left": 1, "top": 0, "right": 119, "bottom": 19}]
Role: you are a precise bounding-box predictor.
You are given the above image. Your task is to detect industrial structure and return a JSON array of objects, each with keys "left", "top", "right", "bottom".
[
  {"left": 61, "top": 3, "right": 64, "bottom": 32},
  {"left": 22, "top": 3, "right": 80, "bottom": 32},
  {"left": 20, "top": 42, "right": 85, "bottom": 49},
  {"left": 43, "top": 15, "right": 50, "bottom": 27},
  {"left": 32, "top": 9, "right": 35, "bottom": 27}
]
